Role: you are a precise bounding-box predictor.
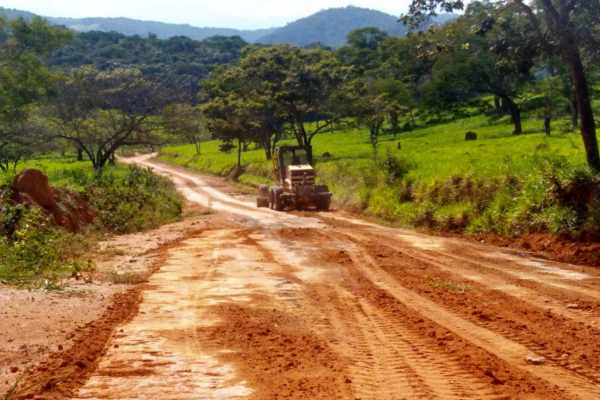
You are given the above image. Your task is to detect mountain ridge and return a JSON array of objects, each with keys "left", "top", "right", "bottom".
[
  {"left": 0, "top": 6, "right": 456, "bottom": 47},
  {"left": 0, "top": 7, "right": 275, "bottom": 42}
]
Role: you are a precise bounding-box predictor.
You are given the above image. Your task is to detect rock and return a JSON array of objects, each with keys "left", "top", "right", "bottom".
[
  {"left": 566, "top": 303, "right": 580, "bottom": 309},
  {"left": 526, "top": 354, "right": 546, "bottom": 365},
  {"left": 11, "top": 169, "right": 94, "bottom": 232},
  {"left": 465, "top": 131, "right": 478, "bottom": 141},
  {"left": 12, "top": 169, "right": 56, "bottom": 210}
]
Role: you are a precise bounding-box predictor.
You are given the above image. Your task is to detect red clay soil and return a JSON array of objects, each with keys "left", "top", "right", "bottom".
[
  {"left": 198, "top": 303, "right": 354, "bottom": 400},
  {"left": 318, "top": 247, "right": 575, "bottom": 400},
  {"left": 11, "top": 169, "right": 95, "bottom": 232},
  {"left": 11, "top": 288, "right": 141, "bottom": 400},
  {"left": 355, "top": 238, "right": 600, "bottom": 386}
]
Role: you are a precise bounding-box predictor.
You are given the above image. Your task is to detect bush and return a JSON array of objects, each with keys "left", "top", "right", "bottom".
[
  {"left": 465, "top": 131, "right": 478, "bottom": 141},
  {"left": 88, "top": 166, "right": 182, "bottom": 234},
  {"left": 0, "top": 204, "right": 90, "bottom": 286}
]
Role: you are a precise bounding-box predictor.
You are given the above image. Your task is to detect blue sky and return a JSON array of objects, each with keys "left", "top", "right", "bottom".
[{"left": 1, "top": 1, "right": 412, "bottom": 29}]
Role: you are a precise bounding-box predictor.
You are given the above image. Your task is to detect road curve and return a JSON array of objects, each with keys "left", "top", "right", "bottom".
[{"left": 73, "top": 154, "right": 600, "bottom": 400}]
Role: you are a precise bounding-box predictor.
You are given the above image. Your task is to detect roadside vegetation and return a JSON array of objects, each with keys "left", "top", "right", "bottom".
[{"left": 0, "top": 158, "right": 182, "bottom": 287}]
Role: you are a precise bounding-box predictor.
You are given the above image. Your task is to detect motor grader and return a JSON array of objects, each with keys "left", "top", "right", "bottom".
[{"left": 257, "top": 145, "right": 332, "bottom": 211}]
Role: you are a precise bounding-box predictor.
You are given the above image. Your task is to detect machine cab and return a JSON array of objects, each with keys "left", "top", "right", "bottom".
[{"left": 274, "top": 146, "right": 314, "bottom": 190}]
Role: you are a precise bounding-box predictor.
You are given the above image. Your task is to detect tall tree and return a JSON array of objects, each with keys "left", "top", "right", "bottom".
[
  {"left": 404, "top": 0, "right": 600, "bottom": 170},
  {"left": 48, "top": 67, "right": 176, "bottom": 171},
  {"left": 0, "top": 17, "right": 71, "bottom": 168},
  {"left": 422, "top": 7, "right": 537, "bottom": 134},
  {"left": 237, "top": 46, "right": 348, "bottom": 151},
  {"left": 162, "top": 104, "right": 210, "bottom": 155}
]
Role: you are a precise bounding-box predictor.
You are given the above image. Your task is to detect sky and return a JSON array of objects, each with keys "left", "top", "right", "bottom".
[{"left": 0, "top": 1, "right": 412, "bottom": 29}]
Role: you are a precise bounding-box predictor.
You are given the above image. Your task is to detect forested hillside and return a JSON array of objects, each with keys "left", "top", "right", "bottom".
[
  {"left": 0, "top": 6, "right": 455, "bottom": 48},
  {"left": 49, "top": 32, "right": 247, "bottom": 99},
  {"left": 0, "top": 6, "right": 273, "bottom": 42}
]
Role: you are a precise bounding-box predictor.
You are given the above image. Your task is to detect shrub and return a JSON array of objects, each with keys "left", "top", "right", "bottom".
[
  {"left": 378, "top": 150, "right": 411, "bottom": 184},
  {"left": 88, "top": 166, "right": 182, "bottom": 234},
  {"left": 465, "top": 131, "right": 478, "bottom": 141},
  {"left": 0, "top": 204, "right": 90, "bottom": 286}
]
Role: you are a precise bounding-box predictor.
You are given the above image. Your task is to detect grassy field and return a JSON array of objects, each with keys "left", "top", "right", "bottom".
[
  {"left": 159, "top": 105, "right": 600, "bottom": 239},
  {"left": 160, "top": 114, "right": 588, "bottom": 184}
]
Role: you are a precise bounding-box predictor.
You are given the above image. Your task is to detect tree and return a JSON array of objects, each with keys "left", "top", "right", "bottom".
[
  {"left": 0, "top": 17, "right": 71, "bottom": 169},
  {"left": 348, "top": 77, "right": 409, "bottom": 156},
  {"left": 404, "top": 0, "right": 600, "bottom": 170},
  {"left": 202, "top": 93, "right": 256, "bottom": 170},
  {"left": 162, "top": 104, "right": 210, "bottom": 155},
  {"left": 201, "top": 63, "right": 284, "bottom": 161},
  {"left": 238, "top": 46, "right": 348, "bottom": 153},
  {"left": 338, "top": 28, "right": 389, "bottom": 75},
  {"left": 202, "top": 46, "right": 347, "bottom": 162},
  {"left": 416, "top": 6, "right": 537, "bottom": 134},
  {"left": 48, "top": 67, "right": 176, "bottom": 171}
]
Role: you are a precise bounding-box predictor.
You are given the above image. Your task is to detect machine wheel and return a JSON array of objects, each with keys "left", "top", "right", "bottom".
[
  {"left": 257, "top": 185, "right": 269, "bottom": 208},
  {"left": 257, "top": 197, "right": 269, "bottom": 208},
  {"left": 317, "top": 196, "right": 331, "bottom": 212},
  {"left": 272, "top": 187, "right": 284, "bottom": 211}
]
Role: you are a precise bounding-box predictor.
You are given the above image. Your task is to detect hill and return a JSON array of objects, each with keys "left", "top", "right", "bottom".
[
  {"left": 0, "top": 7, "right": 275, "bottom": 42},
  {"left": 257, "top": 6, "right": 455, "bottom": 48},
  {"left": 0, "top": 6, "right": 454, "bottom": 47},
  {"left": 48, "top": 31, "right": 246, "bottom": 99}
]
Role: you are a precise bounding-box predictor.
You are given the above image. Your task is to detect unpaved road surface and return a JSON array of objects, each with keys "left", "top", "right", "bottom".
[{"left": 46, "top": 155, "right": 600, "bottom": 399}]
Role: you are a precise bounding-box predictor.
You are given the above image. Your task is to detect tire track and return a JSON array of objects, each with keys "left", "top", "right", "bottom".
[
  {"left": 342, "top": 243, "right": 600, "bottom": 400},
  {"left": 300, "top": 281, "right": 501, "bottom": 399},
  {"left": 343, "top": 230, "right": 600, "bottom": 330}
]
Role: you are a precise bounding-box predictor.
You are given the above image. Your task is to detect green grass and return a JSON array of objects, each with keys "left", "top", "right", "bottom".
[
  {"left": 159, "top": 109, "right": 600, "bottom": 239},
  {"left": 160, "top": 113, "right": 586, "bottom": 187}
]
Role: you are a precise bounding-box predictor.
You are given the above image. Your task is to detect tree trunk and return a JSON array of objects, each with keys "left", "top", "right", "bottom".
[
  {"left": 570, "top": 93, "right": 579, "bottom": 130},
  {"left": 389, "top": 110, "right": 399, "bottom": 136},
  {"left": 493, "top": 96, "right": 502, "bottom": 115},
  {"left": 503, "top": 97, "right": 522, "bottom": 135},
  {"left": 194, "top": 141, "right": 201, "bottom": 155},
  {"left": 263, "top": 138, "right": 272, "bottom": 160},
  {"left": 544, "top": 116, "right": 551, "bottom": 136},
  {"left": 564, "top": 47, "right": 600, "bottom": 171},
  {"left": 237, "top": 138, "right": 242, "bottom": 169},
  {"left": 77, "top": 147, "right": 84, "bottom": 161}
]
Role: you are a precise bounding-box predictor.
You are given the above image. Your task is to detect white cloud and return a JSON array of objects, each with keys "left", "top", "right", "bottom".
[{"left": 1, "top": 0, "right": 413, "bottom": 29}]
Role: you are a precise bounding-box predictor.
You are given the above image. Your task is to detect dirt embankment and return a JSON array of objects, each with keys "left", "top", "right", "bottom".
[{"left": 477, "top": 232, "right": 600, "bottom": 267}]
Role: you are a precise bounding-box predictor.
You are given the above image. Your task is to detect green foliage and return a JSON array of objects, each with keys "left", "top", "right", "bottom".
[
  {"left": 50, "top": 31, "right": 246, "bottom": 97},
  {"left": 87, "top": 166, "right": 182, "bottom": 234},
  {"left": 0, "top": 159, "right": 182, "bottom": 286},
  {"left": 0, "top": 203, "right": 90, "bottom": 286}
]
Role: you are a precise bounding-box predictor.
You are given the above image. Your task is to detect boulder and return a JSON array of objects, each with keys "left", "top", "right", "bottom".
[
  {"left": 465, "top": 131, "right": 478, "bottom": 141},
  {"left": 12, "top": 169, "right": 57, "bottom": 211},
  {"left": 11, "top": 169, "right": 94, "bottom": 232}
]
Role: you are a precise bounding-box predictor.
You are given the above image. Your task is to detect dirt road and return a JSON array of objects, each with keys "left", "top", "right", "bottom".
[{"left": 68, "top": 155, "right": 600, "bottom": 399}]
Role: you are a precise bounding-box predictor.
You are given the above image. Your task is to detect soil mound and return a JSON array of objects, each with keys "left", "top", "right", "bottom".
[{"left": 11, "top": 169, "right": 95, "bottom": 232}]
